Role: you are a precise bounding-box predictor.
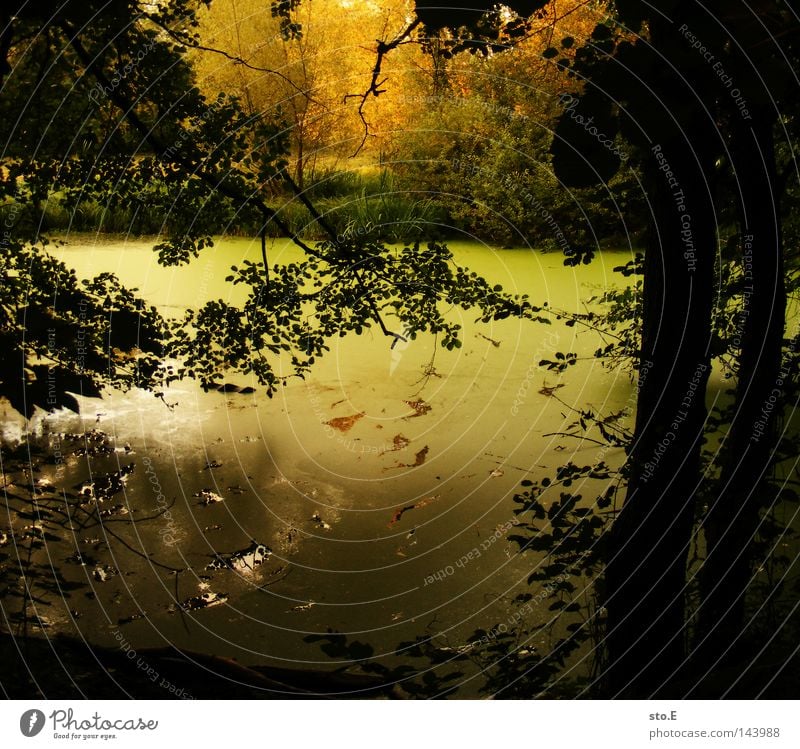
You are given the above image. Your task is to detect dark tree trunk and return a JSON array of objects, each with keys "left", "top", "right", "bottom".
[
  {"left": 603, "top": 123, "right": 718, "bottom": 697},
  {"left": 696, "top": 117, "right": 785, "bottom": 664}
]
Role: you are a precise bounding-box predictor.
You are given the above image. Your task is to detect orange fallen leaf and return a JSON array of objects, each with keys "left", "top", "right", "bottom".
[
  {"left": 324, "top": 412, "right": 365, "bottom": 432},
  {"left": 404, "top": 399, "right": 432, "bottom": 418}
]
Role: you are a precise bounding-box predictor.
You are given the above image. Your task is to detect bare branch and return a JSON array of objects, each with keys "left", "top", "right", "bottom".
[
  {"left": 143, "top": 12, "right": 324, "bottom": 106},
  {"left": 343, "top": 18, "right": 421, "bottom": 157}
]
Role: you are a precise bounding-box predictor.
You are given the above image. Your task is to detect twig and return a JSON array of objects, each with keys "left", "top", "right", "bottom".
[
  {"left": 343, "top": 18, "right": 421, "bottom": 157},
  {"left": 542, "top": 431, "right": 610, "bottom": 447},
  {"left": 143, "top": 13, "right": 323, "bottom": 105}
]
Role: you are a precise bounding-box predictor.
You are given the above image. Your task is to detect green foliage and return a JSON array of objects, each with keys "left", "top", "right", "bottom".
[
  {"left": 172, "top": 239, "right": 546, "bottom": 393},
  {"left": 0, "top": 239, "right": 170, "bottom": 417},
  {"left": 392, "top": 87, "right": 643, "bottom": 249}
]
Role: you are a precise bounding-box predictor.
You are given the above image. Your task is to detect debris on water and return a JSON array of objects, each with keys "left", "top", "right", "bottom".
[
  {"left": 388, "top": 495, "right": 440, "bottom": 527},
  {"left": 324, "top": 412, "right": 365, "bottom": 432},
  {"left": 203, "top": 524, "right": 223, "bottom": 533},
  {"left": 384, "top": 434, "right": 410, "bottom": 453},
  {"left": 476, "top": 332, "right": 501, "bottom": 348},
  {"left": 280, "top": 526, "right": 302, "bottom": 554},
  {"left": 66, "top": 551, "right": 95, "bottom": 566},
  {"left": 289, "top": 601, "right": 315, "bottom": 612},
  {"left": 396, "top": 527, "right": 418, "bottom": 556},
  {"left": 538, "top": 383, "right": 565, "bottom": 397},
  {"left": 204, "top": 460, "right": 223, "bottom": 470},
  {"left": 180, "top": 591, "right": 229, "bottom": 611},
  {"left": 77, "top": 463, "right": 134, "bottom": 500},
  {"left": 436, "top": 644, "right": 474, "bottom": 657},
  {"left": 403, "top": 399, "right": 432, "bottom": 418},
  {"left": 99, "top": 504, "right": 130, "bottom": 517},
  {"left": 22, "top": 524, "right": 44, "bottom": 540},
  {"left": 238, "top": 435, "right": 261, "bottom": 443},
  {"left": 206, "top": 541, "right": 271, "bottom": 572},
  {"left": 93, "top": 564, "right": 118, "bottom": 582},
  {"left": 194, "top": 489, "right": 224, "bottom": 505},
  {"left": 33, "top": 478, "right": 56, "bottom": 494},
  {"left": 310, "top": 512, "right": 332, "bottom": 530},
  {"left": 227, "top": 485, "right": 246, "bottom": 495},
  {"left": 489, "top": 468, "right": 504, "bottom": 478},
  {"left": 391, "top": 611, "right": 403, "bottom": 621},
  {"left": 118, "top": 612, "right": 145, "bottom": 625},
  {"left": 0, "top": 531, "right": 8, "bottom": 547},
  {"left": 396, "top": 445, "right": 429, "bottom": 468}
]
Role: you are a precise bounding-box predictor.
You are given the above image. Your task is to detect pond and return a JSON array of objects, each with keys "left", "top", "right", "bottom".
[{"left": 1, "top": 236, "right": 638, "bottom": 696}]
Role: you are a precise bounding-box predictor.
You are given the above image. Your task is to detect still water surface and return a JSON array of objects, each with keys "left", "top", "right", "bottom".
[{"left": 5, "top": 237, "right": 638, "bottom": 692}]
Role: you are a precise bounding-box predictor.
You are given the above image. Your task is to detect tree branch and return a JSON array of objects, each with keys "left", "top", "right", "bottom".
[
  {"left": 64, "top": 20, "right": 405, "bottom": 345},
  {"left": 142, "top": 12, "right": 324, "bottom": 106},
  {"left": 343, "top": 18, "right": 421, "bottom": 157}
]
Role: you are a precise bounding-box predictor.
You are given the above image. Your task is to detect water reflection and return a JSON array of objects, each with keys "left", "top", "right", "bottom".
[{"left": 1, "top": 238, "right": 636, "bottom": 695}]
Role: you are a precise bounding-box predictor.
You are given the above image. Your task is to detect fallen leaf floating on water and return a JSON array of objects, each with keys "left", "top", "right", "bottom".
[
  {"left": 388, "top": 494, "right": 441, "bottom": 527},
  {"left": 403, "top": 399, "right": 432, "bottom": 418},
  {"left": 204, "top": 460, "right": 223, "bottom": 470},
  {"left": 324, "top": 412, "right": 365, "bottom": 432},
  {"left": 203, "top": 524, "right": 223, "bottom": 532},
  {"left": 390, "top": 434, "right": 411, "bottom": 451},
  {"left": 289, "top": 601, "right": 315, "bottom": 612},
  {"left": 392, "top": 445, "right": 429, "bottom": 469},
  {"left": 180, "top": 591, "right": 229, "bottom": 611},
  {"left": 489, "top": 469, "right": 504, "bottom": 478},
  {"left": 93, "top": 564, "right": 118, "bottom": 583},
  {"left": 193, "top": 489, "right": 224, "bottom": 505},
  {"left": 206, "top": 542, "right": 271, "bottom": 572}
]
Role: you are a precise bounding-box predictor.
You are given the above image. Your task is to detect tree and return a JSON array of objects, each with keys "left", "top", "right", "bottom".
[
  {"left": 192, "top": 0, "right": 422, "bottom": 184},
  {"left": 548, "top": 1, "right": 799, "bottom": 693},
  {"left": 0, "top": 0, "right": 539, "bottom": 413},
  {"left": 349, "top": 0, "right": 799, "bottom": 695},
  {"left": 4, "top": 0, "right": 797, "bottom": 699}
]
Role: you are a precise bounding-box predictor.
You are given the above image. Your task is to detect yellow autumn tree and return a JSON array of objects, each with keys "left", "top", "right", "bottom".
[{"left": 192, "top": 0, "right": 424, "bottom": 187}]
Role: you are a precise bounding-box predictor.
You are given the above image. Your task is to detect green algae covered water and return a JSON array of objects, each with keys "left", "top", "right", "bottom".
[{"left": 1, "top": 236, "right": 639, "bottom": 695}]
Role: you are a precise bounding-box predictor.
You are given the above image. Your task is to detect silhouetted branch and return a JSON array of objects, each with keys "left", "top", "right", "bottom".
[{"left": 344, "top": 18, "right": 421, "bottom": 156}]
